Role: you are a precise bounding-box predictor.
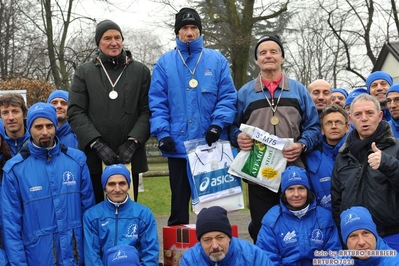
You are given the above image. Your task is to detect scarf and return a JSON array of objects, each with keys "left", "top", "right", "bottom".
[{"left": 347, "top": 122, "right": 385, "bottom": 163}]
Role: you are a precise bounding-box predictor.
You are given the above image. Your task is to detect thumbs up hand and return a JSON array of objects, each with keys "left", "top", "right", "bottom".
[{"left": 368, "top": 142, "right": 381, "bottom": 170}]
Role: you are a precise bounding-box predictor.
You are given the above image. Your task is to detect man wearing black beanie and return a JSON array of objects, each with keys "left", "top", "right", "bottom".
[
  {"left": 180, "top": 206, "right": 273, "bottom": 265},
  {"left": 229, "top": 33, "right": 320, "bottom": 244},
  {"left": 149, "top": 8, "right": 237, "bottom": 226},
  {"left": 68, "top": 20, "right": 151, "bottom": 204}
]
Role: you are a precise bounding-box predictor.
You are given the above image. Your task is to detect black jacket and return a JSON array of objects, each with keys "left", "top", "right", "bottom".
[
  {"left": 68, "top": 50, "right": 151, "bottom": 174},
  {"left": 331, "top": 121, "right": 399, "bottom": 236}
]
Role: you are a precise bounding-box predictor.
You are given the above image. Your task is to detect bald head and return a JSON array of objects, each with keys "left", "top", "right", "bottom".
[{"left": 307, "top": 79, "right": 332, "bottom": 112}]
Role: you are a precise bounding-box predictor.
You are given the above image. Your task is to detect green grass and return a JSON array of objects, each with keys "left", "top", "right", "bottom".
[{"left": 137, "top": 176, "right": 248, "bottom": 216}]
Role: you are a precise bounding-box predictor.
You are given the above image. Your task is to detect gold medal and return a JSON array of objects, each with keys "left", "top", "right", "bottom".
[
  {"left": 270, "top": 116, "right": 279, "bottom": 125},
  {"left": 109, "top": 90, "right": 118, "bottom": 100},
  {"left": 189, "top": 78, "right": 198, "bottom": 88}
]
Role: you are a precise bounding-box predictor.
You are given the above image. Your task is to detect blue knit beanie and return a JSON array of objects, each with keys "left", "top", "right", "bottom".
[
  {"left": 366, "top": 71, "right": 393, "bottom": 93},
  {"left": 386, "top": 83, "right": 399, "bottom": 96},
  {"left": 332, "top": 88, "right": 348, "bottom": 98},
  {"left": 340, "top": 206, "right": 378, "bottom": 243},
  {"left": 26, "top": 102, "right": 58, "bottom": 130},
  {"left": 101, "top": 164, "right": 131, "bottom": 190},
  {"left": 47, "top": 90, "right": 69, "bottom": 103},
  {"left": 281, "top": 166, "right": 310, "bottom": 193},
  {"left": 106, "top": 245, "right": 140, "bottom": 266},
  {"left": 345, "top": 88, "right": 368, "bottom": 108},
  {"left": 196, "top": 206, "right": 232, "bottom": 241}
]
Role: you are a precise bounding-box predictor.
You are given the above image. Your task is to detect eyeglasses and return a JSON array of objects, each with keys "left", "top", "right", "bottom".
[
  {"left": 331, "top": 96, "right": 345, "bottom": 101},
  {"left": 323, "top": 121, "right": 346, "bottom": 127},
  {"left": 387, "top": 97, "right": 399, "bottom": 105}
]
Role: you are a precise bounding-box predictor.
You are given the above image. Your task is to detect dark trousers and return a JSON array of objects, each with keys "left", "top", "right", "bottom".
[
  {"left": 167, "top": 157, "right": 191, "bottom": 226},
  {"left": 91, "top": 173, "right": 139, "bottom": 204},
  {"left": 248, "top": 183, "right": 280, "bottom": 243}
]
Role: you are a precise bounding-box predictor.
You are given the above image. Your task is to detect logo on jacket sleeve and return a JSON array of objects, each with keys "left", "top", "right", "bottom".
[
  {"left": 282, "top": 230, "right": 297, "bottom": 243},
  {"left": 126, "top": 223, "right": 138, "bottom": 239},
  {"left": 320, "top": 194, "right": 331, "bottom": 208},
  {"left": 62, "top": 171, "right": 76, "bottom": 185}
]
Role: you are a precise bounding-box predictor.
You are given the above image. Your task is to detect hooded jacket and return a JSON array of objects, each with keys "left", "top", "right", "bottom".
[
  {"left": 331, "top": 121, "right": 399, "bottom": 236},
  {"left": 1, "top": 139, "right": 95, "bottom": 265},
  {"left": 149, "top": 36, "right": 237, "bottom": 158},
  {"left": 83, "top": 196, "right": 159, "bottom": 266},
  {"left": 180, "top": 237, "right": 273, "bottom": 266}
]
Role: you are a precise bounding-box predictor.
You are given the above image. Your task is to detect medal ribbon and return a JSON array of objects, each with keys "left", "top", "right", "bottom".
[
  {"left": 260, "top": 74, "right": 285, "bottom": 114},
  {"left": 177, "top": 49, "right": 203, "bottom": 78},
  {"left": 99, "top": 57, "right": 127, "bottom": 92}
]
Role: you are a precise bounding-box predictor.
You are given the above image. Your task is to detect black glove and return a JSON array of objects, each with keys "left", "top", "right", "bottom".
[
  {"left": 91, "top": 139, "right": 118, "bottom": 165},
  {"left": 205, "top": 125, "right": 222, "bottom": 146},
  {"left": 158, "top": 137, "right": 176, "bottom": 152},
  {"left": 117, "top": 140, "right": 138, "bottom": 164}
]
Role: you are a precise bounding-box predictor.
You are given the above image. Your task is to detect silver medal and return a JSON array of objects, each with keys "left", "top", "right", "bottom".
[{"left": 109, "top": 90, "right": 118, "bottom": 100}]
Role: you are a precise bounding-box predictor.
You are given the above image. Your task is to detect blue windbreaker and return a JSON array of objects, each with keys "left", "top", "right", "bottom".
[
  {"left": 1, "top": 140, "right": 95, "bottom": 265},
  {"left": 256, "top": 199, "right": 342, "bottom": 265},
  {"left": 306, "top": 134, "right": 347, "bottom": 210},
  {"left": 57, "top": 122, "right": 78, "bottom": 148},
  {"left": 149, "top": 36, "right": 237, "bottom": 158},
  {"left": 180, "top": 237, "right": 273, "bottom": 266},
  {"left": 4, "top": 130, "right": 30, "bottom": 156},
  {"left": 83, "top": 197, "right": 159, "bottom": 266},
  {"left": 388, "top": 118, "right": 399, "bottom": 138}
]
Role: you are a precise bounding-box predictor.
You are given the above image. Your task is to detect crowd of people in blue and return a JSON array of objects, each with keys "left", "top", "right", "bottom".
[{"left": 0, "top": 6, "right": 398, "bottom": 266}]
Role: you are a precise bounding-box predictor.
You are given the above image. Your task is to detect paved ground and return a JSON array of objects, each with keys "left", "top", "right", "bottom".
[{"left": 156, "top": 210, "right": 253, "bottom": 264}]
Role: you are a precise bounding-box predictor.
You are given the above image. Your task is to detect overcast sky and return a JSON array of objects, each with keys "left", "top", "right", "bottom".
[{"left": 76, "top": 0, "right": 186, "bottom": 49}]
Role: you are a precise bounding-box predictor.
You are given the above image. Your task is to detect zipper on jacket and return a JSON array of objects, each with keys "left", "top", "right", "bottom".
[
  {"left": 114, "top": 206, "right": 119, "bottom": 245},
  {"left": 186, "top": 42, "right": 191, "bottom": 55}
]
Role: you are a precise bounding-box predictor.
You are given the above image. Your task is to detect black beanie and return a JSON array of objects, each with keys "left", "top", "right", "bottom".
[
  {"left": 254, "top": 34, "right": 284, "bottom": 59},
  {"left": 196, "top": 206, "right": 232, "bottom": 241},
  {"left": 95, "top": 20, "right": 124, "bottom": 46},
  {"left": 174, "top": 8, "right": 202, "bottom": 35}
]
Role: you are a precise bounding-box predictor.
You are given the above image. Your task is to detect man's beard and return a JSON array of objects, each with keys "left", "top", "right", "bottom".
[
  {"left": 38, "top": 138, "right": 52, "bottom": 148},
  {"left": 209, "top": 249, "right": 225, "bottom": 262}
]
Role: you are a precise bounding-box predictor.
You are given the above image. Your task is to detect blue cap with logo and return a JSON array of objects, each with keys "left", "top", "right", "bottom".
[
  {"left": 340, "top": 206, "right": 378, "bottom": 243},
  {"left": 26, "top": 102, "right": 58, "bottom": 130},
  {"left": 106, "top": 245, "right": 140, "bottom": 266},
  {"left": 281, "top": 166, "right": 310, "bottom": 193}
]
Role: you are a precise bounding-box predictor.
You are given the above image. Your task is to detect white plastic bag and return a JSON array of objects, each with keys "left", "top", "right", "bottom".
[
  {"left": 185, "top": 139, "right": 244, "bottom": 214},
  {"left": 228, "top": 124, "right": 292, "bottom": 193}
]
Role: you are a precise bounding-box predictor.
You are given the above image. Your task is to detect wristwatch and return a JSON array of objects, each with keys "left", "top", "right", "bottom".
[{"left": 300, "top": 142, "right": 307, "bottom": 153}]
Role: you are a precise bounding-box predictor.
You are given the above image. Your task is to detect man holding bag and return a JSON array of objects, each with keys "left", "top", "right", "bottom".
[{"left": 229, "top": 34, "right": 320, "bottom": 242}]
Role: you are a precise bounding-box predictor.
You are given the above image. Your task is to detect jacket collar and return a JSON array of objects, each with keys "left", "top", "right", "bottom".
[
  {"left": 175, "top": 36, "right": 203, "bottom": 55},
  {"left": 27, "top": 138, "right": 60, "bottom": 160},
  {"left": 254, "top": 73, "right": 290, "bottom": 93},
  {"left": 340, "top": 120, "right": 396, "bottom": 153}
]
